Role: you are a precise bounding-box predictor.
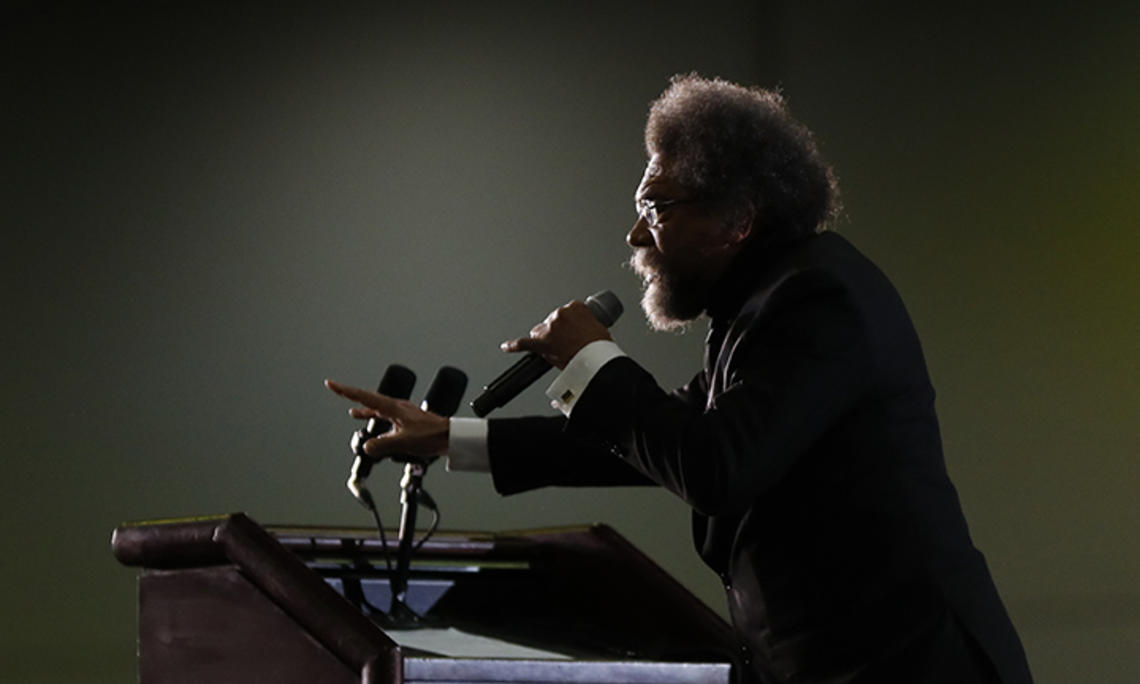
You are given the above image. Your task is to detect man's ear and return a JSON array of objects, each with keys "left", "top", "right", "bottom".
[{"left": 725, "top": 211, "right": 754, "bottom": 246}]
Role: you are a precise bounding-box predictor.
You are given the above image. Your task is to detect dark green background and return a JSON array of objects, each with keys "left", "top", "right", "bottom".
[{"left": 4, "top": 2, "right": 1137, "bottom": 682}]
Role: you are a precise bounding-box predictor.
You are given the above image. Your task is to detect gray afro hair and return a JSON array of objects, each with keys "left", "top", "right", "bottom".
[{"left": 645, "top": 73, "right": 841, "bottom": 238}]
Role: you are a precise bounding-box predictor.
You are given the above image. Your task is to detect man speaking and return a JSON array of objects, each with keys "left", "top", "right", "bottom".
[{"left": 326, "top": 74, "right": 1033, "bottom": 684}]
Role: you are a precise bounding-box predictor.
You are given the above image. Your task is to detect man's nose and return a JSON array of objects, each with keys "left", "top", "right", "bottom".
[{"left": 627, "top": 217, "right": 653, "bottom": 247}]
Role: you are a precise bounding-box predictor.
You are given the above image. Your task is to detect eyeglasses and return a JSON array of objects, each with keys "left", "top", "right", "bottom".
[{"left": 636, "top": 197, "right": 705, "bottom": 227}]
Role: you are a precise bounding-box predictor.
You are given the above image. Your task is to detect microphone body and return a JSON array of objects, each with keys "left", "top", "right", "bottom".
[{"left": 470, "top": 290, "right": 622, "bottom": 417}]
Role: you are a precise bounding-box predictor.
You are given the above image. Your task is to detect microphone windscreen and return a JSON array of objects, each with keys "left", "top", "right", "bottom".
[
  {"left": 365, "top": 364, "right": 417, "bottom": 437},
  {"left": 378, "top": 364, "right": 417, "bottom": 399},
  {"left": 421, "top": 366, "right": 469, "bottom": 417},
  {"left": 585, "top": 290, "right": 623, "bottom": 327}
]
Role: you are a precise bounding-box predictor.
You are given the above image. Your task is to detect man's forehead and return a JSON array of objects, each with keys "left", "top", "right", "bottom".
[
  {"left": 635, "top": 155, "right": 682, "bottom": 200},
  {"left": 645, "top": 155, "right": 665, "bottom": 177}
]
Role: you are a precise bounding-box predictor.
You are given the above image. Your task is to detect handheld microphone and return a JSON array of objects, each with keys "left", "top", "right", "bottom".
[
  {"left": 470, "top": 290, "right": 622, "bottom": 417},
  {"left": 347, "top": 364, "right": 416, "bottom": 505}
]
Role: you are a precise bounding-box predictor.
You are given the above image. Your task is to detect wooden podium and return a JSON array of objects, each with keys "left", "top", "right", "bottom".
[{"left": 112, "top": 513, "right": 737, "bottom": 683}]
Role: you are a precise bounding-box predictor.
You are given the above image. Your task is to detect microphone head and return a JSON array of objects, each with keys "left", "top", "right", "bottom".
[
  {"left": 378, "top": 364, "right": 417, "bottom": 401},
  {"left": 585, "top": 290, "right": 623, "bottom": 327},
  {"left": 421, "top": 366, "right": 469, "bottom": 417},
  {"left": 362, "top": 364, "right": 417, "bottom": 439}
]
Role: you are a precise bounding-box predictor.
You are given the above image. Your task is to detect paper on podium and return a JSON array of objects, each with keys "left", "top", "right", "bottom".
[{"left": 385, "top": 626, "right": 573, "bottom": 660}]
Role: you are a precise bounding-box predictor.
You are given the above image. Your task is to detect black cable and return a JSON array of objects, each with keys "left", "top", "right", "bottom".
[
  {"left": 362, "top": 490, "right": 394, "bottom": 574},
  {"left": 413, "top": 499, "right": 440, "bottom": 553}
]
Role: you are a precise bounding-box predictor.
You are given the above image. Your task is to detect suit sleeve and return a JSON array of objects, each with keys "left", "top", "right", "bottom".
[
  {"left": 564, "top": 270, "right": 872, "bottom": 517},
  {"left": 487, "top": 415, "right": 655, "bottom": 495}
]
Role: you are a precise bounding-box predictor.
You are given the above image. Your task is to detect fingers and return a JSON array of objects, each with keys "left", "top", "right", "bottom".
[
  {"left": 324, "top": 379, "right": 410, "bottom": 418},
  {"left": 325, "top": 378, "right": 376, "bottom": 402},
  {"left": 328, "top": 377, "right": 449, "bottom": 463},
  {"left": 499, "top": 303, "right": 565, "bottom": 352},
  {"left": 500, "top": 336, "right": 543, "bottom": 354},
  {"left": 348, "top": 407, "right": 383, "bottom": 420},
  {"left": 362, "top": 432, "right": 424, "bottom": 457},
  {"left": 498, "top": 300, "right": 611, "bottom": 369},
  {"left": 363, "top": 434, "right": 397, "bottom": 457},
  {"left": 362, "top": 416, "right": 449, "bottom": 457}
]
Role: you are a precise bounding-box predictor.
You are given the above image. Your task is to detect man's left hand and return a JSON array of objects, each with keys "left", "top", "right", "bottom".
[{"left": 500, "top": 300, "right": 612, "bottom": 369}]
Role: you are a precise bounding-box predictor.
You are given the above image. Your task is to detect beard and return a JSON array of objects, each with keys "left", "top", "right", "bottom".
[{"left": 627, "top": 249, "right": 709, "bottom": 332}]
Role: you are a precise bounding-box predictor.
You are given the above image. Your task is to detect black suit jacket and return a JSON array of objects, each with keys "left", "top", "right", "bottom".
[{"left": 488, "top": 232, "right": 1032, "bottom": 684}]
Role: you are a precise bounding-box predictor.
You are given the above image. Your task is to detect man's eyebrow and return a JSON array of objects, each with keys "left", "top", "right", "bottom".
[{"left": 634, "top": 186, "right": 666, "bottom": 203}]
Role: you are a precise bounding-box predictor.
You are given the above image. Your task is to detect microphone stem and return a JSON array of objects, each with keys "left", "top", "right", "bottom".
[{"left": 389, "top": 461, "right": 425, "bottom": 618}]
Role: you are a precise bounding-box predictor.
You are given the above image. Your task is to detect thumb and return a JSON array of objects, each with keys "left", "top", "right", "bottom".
[
  {"left": 501, "top": 336, "right": 542, "bottom": 353},
  {"left": 363, "top": 430, "right": 441, "bottom": 459},
  {"left": 363, "top": 432, "right": 405, "bottom": 458},
  {"left": 363, "top": 415, "right": 449, "bottom": 458}
]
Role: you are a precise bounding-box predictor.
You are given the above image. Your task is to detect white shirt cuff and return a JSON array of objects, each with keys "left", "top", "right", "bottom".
[
  {"left": 545, "top": 340, "right": 626, "bottom": 416},
  {"left": 445, "top": 417, "right": 490, "bottom": 472}
]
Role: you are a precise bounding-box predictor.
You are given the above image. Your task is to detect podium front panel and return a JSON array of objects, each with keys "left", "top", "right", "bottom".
[{"left": 115, "top": 515, "right": 737, "bottom": 683}]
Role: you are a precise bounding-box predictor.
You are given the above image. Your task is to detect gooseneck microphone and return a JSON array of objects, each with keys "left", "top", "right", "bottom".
[
  {"left": 390, "top": 365, "right": 468, "bottom": 621},
  {"left": 470, "top": 290, "right": 623, "bottom": 417},
  {"left": 347, "top": 364, "right": 416, "bottom": 506}
]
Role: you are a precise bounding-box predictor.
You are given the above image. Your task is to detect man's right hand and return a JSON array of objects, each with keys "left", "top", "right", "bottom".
[{"left": 324, "top": 379, "right": 449, "bottom": 459}]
